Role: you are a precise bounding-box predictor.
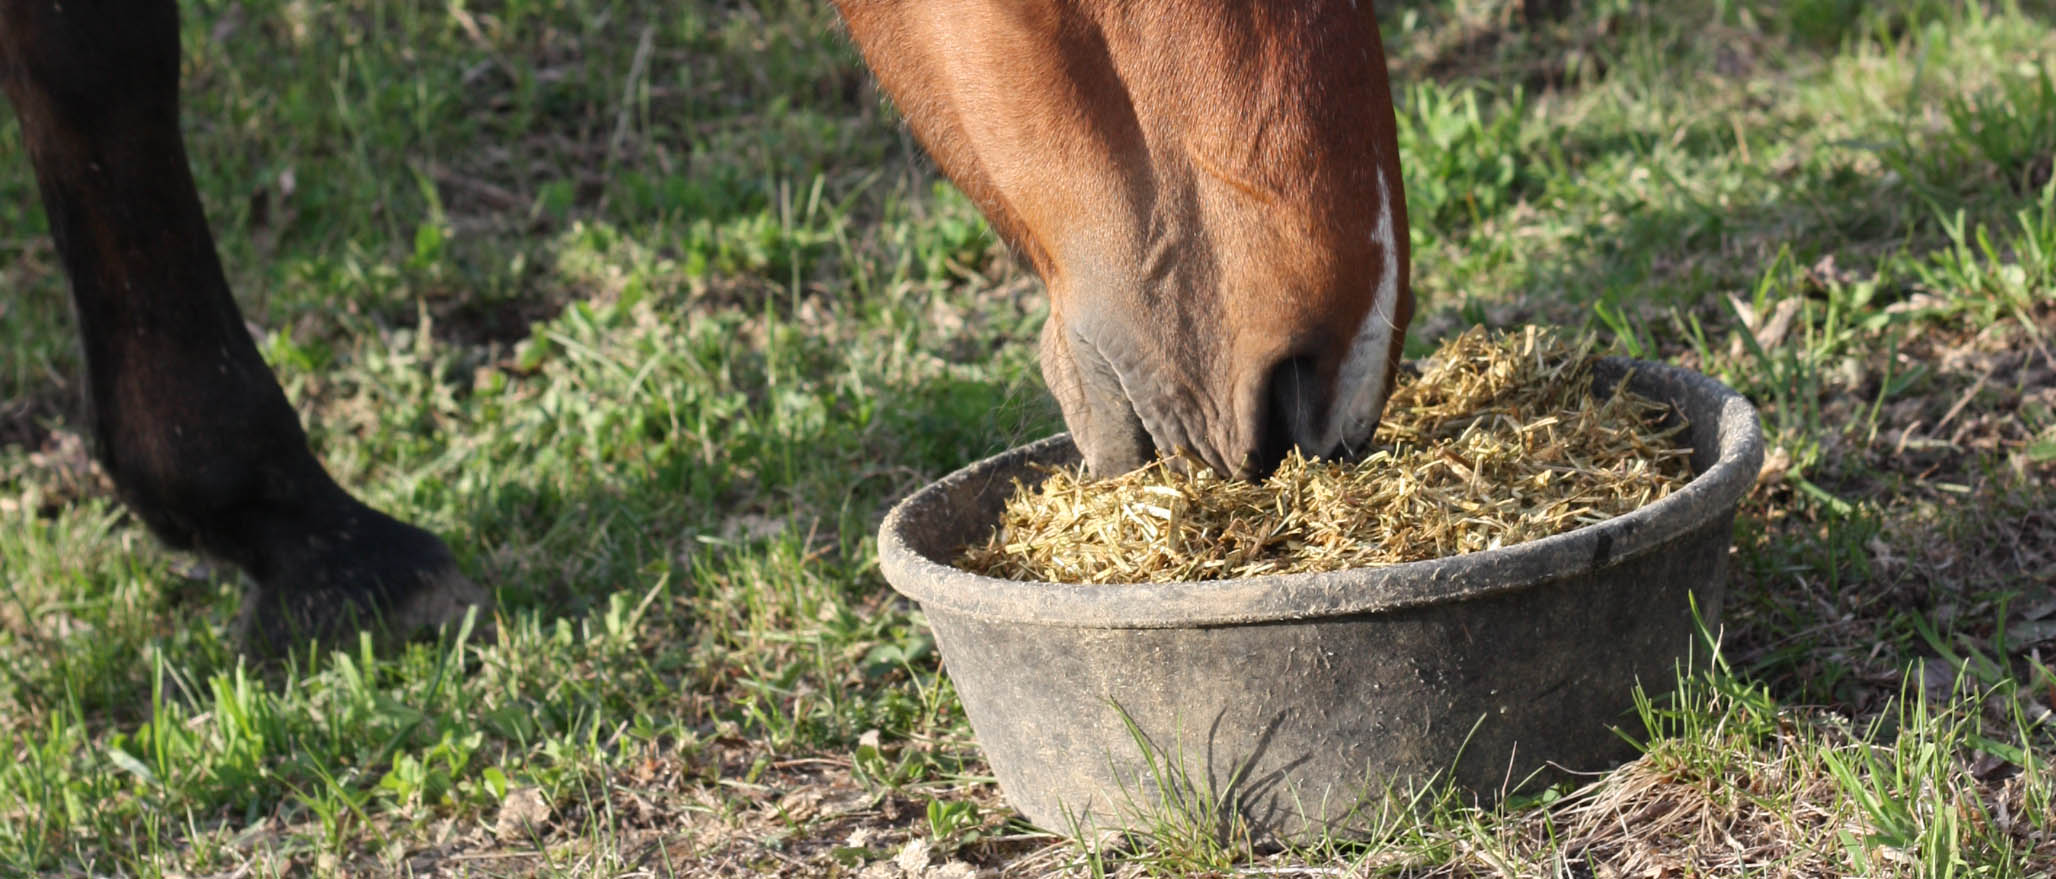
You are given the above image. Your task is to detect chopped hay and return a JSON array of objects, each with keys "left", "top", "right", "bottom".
[{"left": 959, "top": 326, "right": 1695, "bottom": 584}]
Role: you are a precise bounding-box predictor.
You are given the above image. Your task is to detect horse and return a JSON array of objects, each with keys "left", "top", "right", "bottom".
[{"left": 0, "top": 0, "right": 1413, "bottom": 648}]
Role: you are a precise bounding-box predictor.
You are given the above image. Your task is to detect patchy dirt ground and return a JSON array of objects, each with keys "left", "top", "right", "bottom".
[
  {"left": 171, "top": 739, "right": 1058, "bottom": 879},
  {"left": 1827, "top": 299, "right": 2056, "bottom": 490}
]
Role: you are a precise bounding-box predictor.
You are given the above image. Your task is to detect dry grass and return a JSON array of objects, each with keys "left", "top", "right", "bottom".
[{"left": 960, "top": 327, "right": 1695, "bottom": 584}]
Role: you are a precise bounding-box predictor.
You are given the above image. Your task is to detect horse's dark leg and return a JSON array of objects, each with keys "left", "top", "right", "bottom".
[{"left": 0, "top": 0, "right": 487, "bottom": 652}]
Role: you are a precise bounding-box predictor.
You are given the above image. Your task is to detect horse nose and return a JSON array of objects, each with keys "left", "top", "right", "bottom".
[{"left": 1250, "top": 353, "right": 1328, "bottom": 479}]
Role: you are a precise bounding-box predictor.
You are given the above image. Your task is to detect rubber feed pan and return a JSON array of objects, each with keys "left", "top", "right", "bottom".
[{"left": 878, "top": 358, "right": 1764, "bottom": 842}]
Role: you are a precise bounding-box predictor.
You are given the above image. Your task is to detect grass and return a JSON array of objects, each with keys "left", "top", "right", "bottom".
[{"left": 1, "top": 0, "right": 2052, "bottom": 874}]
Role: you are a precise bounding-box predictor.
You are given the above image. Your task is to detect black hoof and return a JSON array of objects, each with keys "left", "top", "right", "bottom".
[{"left": 231, "top": 506, "right": 494, "bottom": 658}]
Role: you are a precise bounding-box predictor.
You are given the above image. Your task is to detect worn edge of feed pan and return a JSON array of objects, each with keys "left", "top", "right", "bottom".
[
  {"left": 879, "top": 358, "right": 1764, "bottom": 629},
  {"left": 875, "top": 357, "right": 1763, "bottom": 840}
]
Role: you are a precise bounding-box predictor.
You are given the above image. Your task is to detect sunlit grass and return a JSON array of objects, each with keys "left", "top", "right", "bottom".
[{"left": 2, "top": 0, "right": 2052, "bottom": 874}]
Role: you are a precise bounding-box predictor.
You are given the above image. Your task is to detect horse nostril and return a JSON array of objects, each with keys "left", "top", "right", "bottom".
[{"left": 1253, "top": 354, "right": 1325, "bottom": 479}]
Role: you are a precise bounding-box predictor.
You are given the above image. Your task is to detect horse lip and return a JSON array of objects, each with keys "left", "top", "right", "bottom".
[{"left": 1320, "top": 431, "right": 1379, "bottom": 465}]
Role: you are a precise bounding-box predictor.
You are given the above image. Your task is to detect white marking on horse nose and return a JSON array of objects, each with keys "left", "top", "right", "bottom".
[{"left": 1316, "top": 169, "right": 1402, "bottom": 457}]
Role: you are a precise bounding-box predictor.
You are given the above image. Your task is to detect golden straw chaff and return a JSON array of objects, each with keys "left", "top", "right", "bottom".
[{"left": 958, "top": 327, "right": 1695, "bottom": 584}]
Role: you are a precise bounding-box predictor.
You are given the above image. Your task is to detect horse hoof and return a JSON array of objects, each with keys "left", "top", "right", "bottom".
[
  {"left": 390, "top": 566, "right": 496, "bottom": 644},
  {"left": 235, "top": 563, "right": 494, "bottom": 659},
  {"left": 231, "top": 515, "right": 494, "bottom": 659}
]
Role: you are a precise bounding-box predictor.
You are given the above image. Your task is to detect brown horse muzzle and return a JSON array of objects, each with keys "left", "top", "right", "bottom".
[{"left": 838, "top": 0, "right": 1411, "bottom": 480}]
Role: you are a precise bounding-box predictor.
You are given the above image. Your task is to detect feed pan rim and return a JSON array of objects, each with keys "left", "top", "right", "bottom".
[{"left": 878, "top": 357, "right": 1764, "bottom": 629}]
